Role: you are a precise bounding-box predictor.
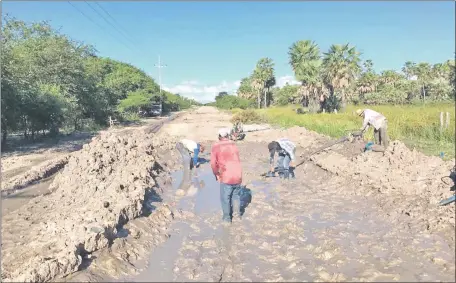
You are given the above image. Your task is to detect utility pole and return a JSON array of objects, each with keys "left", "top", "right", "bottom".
[{"left": 154, "top": 55, "right": 167, "bottom": 104}]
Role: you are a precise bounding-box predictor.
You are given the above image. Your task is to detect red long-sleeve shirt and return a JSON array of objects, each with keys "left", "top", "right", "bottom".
[{"left": 210, "top": 139, "right": 242, "bottom": 185}]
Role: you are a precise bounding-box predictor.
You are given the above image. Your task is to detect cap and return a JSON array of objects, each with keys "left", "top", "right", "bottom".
[{"left": 218, "top": 128, "right": 230, "bottom": 138}]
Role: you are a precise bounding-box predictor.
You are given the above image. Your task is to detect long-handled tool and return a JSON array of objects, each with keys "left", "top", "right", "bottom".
[
  {"left": 293, "top": 130, "right": 363, "bottom": 168},
  {"left": 439, "top": 195, "right": 455, "bottom": 206}
]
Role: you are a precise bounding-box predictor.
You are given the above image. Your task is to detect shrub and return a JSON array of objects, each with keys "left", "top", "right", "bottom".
[
  {"left": 323, "top": 94, "right": 342, "bottom": 113},
  {"left": 215, "top": 95, "right": 254, "bottom": 110},
  {"left": 230, "top": 109, "right": 263, "bottom": 124}
]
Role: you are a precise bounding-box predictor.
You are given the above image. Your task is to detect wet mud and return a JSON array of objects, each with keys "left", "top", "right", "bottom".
[{"left": 2, "top": 106, "right": 455, "bottom": 282}]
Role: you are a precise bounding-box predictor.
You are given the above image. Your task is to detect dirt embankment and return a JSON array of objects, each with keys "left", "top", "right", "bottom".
[
  {"left": 311, "top": 140, "right": 455, "bottom": 246},
  {"left": 1, "top": 127, "right": 180, "bottom": 282}
]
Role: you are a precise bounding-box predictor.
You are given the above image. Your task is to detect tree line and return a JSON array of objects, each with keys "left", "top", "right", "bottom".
[
  {"left": 1, "top": 17, "right": 198, "bottom": 146},
  {"left": 213, "top": 40, "right": 455, "bottom": 112}
]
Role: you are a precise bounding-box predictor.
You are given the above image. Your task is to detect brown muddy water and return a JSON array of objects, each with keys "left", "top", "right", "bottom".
[
  {"left": 121, "top": 162, "right": 455, "bottom": 282},
  {"left": 8, "top": 160, "right": 454, "bottom": 282},
  {"left": 1, "top": 176, "right": 55, "bottom": 214}
]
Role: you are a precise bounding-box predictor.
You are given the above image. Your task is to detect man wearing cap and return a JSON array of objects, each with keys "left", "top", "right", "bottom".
[
  {"left": 210, "top": 128, "right": 243, "bottom": 223},
  {"left": 356, "top": 109, "right": 389, "bottom": 148},
  {"left": 267, "top": 138, "right": 296, "bottom": 179},
  {"left": 176, "top": 139, "right": 205, "bottom": 170}
]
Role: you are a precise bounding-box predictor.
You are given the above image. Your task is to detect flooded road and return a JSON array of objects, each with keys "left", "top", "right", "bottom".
[{"left": 124, "top": 158, "right": 455, "bottom": 282}]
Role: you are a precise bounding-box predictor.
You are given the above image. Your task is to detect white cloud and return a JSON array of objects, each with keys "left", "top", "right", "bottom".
[
  {"left": 275, "top": 75, "right": 300, "bottom": 88},
  {"left": 163, "top": 75, "right": 299, "bottom": 103}
]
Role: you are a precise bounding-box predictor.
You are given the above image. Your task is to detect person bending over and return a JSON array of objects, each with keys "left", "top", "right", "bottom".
[{"left": 267, "top": 138, "right": 296, "bottom": 179}]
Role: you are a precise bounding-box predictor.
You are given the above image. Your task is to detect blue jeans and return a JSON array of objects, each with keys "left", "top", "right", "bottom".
[
  {"left": 277, "top": 153, "right": 291, "bottom": 175},
  {"left": 192, "top": 144, "right": 200, "bottom": 168},
  {"left": 220, "top": 183, "right": 242, "bottom": 222}
]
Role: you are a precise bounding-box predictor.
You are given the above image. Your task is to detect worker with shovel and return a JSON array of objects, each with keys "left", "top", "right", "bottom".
[
  {"left": 356, "top": 109, "right": 389, "bottom": 149},
  {"left": 266, "top": 138, "right": 296, "bottom": 179},
  {"left": 176, "top": 139, "right": 205, "bottom": 170},
  {"left": 211, "top": 128, "right": 243, "bottom": 223}
]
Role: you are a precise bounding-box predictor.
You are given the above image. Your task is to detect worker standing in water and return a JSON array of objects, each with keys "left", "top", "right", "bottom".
[
  {"left": 356, "top": 109, "right": 389, "bottom": 148},
  {"left": 266, "top": 138, "right": 296, "bottom": 179},
  {"left": 176, "top": 139, "right": 205, "bottom": 170},
  {"left": 210, "top": 128, "right": 243, "bottom": 223}
]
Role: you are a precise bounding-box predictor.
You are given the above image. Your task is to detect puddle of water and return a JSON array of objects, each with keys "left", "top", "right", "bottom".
[
  {"left": 172, "top": 167, "right": 222, "bottom": 216},
  {"left": 130, "top": 221, "right": 193, "bottom": 282},
  {"left": 1, "top": 176, "right": 55, "bottom": 214},
  {"left": 128, "top": 166, "right": 225, "bottom": 282}
]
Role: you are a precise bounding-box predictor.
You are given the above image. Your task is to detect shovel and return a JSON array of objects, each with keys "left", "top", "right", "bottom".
[{"left": 439, "top": 195, "right": 455, "bottom": 206}]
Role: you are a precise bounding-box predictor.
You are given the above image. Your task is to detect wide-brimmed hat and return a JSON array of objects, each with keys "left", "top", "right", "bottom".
[{"left": 355, "top": 109, "right": 364, "bottom": 116}]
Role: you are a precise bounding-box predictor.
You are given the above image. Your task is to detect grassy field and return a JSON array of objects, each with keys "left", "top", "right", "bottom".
[{"left": 248, "top": 103, "right": 455, "bottom": 159}]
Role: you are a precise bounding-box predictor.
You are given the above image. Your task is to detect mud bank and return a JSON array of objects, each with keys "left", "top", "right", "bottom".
[
  {"left": 1, "top": 128, "right": 180, "bottom": 282},
  {"left": 311, "top": 140, "right": 456, "bottom": 247}
]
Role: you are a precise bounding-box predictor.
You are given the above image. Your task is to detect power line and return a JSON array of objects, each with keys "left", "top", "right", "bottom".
[
  {"left": 84, "top": 1, "right": 136, "bottom": 49},
  {"left": 93, "top": 2, "right": 137, "bottom": 44},
  {"left": 66, "top": 1, "right": 133, "bottom": 51}
]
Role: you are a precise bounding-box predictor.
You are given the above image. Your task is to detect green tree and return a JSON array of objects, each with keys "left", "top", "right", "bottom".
[
  {"left": 288, "top": 40, "right": 322, "bottom": 109},
  {"left": 252, "top": 58, "right": 275, "bottom": 108},
  {"left": 322, "top": 43, "right": 362, "bottom": 102},
  {"left": 415, "top": 62, "right": 433, "bottom": 100},
  {"left": 237, "top": 76, "right": 256, "bottom": 101}
]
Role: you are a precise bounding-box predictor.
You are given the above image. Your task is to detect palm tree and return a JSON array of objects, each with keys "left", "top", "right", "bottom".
[
  {"left": 357, "top": 72, "right": 377, "bottom": 96},
  {"left": 252, "top": 58, "right": 275, "bottom": 108},
  {"left": 379, "top": 70, "right": 404, "bottom": 87},
  {"left": 402, "top": 61, "right": 417, "bottom": 80},
  {"left": 237, "top": 76, "right": 256, "bottom": 100},
  {"left": 322, "top": 43, "right": 362, "bottom": 102},
  {"left": 415, "top": 62, "right": 433, "bottom": 100},
  {"left": 265, "top": 76, "right": 276, "bottom": 107},
  {"left": 363, "top": 59, "right": 374, "bottom": 73},
  {"left": 288, "top": 40, "right": 321, "bottom": 108}
]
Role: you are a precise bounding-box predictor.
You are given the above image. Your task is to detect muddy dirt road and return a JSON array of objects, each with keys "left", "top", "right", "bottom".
[
  {"left": 2, "top": 107, "right": 455, "bottom": 282},
  {"left": 126, "top": 106, "right": 455, "bottom": 282}
]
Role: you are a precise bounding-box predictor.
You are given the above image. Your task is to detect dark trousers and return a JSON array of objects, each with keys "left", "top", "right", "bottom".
[{"left": 374, "top": 120, "right": 389, "bottom": 148}]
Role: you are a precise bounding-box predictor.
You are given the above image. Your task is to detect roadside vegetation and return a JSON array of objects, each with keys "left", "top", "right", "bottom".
[
  {"left": 1, "top": 17, "right": 199, "bottom": 148},
  {"left": 209, "top": 39, "right": 455, "bottom": 158}
]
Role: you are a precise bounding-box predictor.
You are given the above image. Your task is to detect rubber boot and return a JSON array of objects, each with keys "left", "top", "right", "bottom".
[{"left": 283, "top": 170, "right": 290, "bottom": 180}]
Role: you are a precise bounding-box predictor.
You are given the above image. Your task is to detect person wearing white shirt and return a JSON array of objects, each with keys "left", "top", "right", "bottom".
[
  {"left": 176, "top": 139, "right": 205, "bottom": 170},
  {"left": 356, "top": 109, "right": 389, "bottom": 148},
  {"left": 267, "top": 138, "right": 296, "bottom": 179}
]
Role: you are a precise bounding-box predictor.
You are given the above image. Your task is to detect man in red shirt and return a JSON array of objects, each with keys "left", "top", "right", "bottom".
[{"left": 210, "top": 128, "right": 243, "bottom": 223}]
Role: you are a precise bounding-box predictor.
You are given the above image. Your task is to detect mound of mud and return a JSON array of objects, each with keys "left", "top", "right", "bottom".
[
  {"left": 245, "top": 126, "right": 329, "bottom": 150},
  {"left": 312, "top": 140, "right": 456, "bottom": 245},
  {"left": 1, "top": 130, "right": 179, "bottom": 282},
  {"left": 1, "top": 155, "right": 69, "bottom": 196}
]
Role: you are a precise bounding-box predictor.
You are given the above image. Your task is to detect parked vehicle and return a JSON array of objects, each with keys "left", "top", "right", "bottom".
[{"left": 149, "top": 103, "right": 162, "bottom": 117}]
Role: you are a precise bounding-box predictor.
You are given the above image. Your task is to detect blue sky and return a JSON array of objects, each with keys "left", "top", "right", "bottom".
[{"left": 3, "top": 1, "right": 455, "bottom": 103}]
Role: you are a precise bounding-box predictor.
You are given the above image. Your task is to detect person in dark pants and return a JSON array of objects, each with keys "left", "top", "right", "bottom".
[
  {"left": 210, "top": 128, "right": 243, "bottom": 223},
  {"left": 267, "top": 138, "right": 296, "bottom": 179}
]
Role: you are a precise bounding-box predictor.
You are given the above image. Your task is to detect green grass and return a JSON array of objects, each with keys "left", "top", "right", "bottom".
[{"left": 253, "top": 103, "right": 455, "bottom": 159}]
